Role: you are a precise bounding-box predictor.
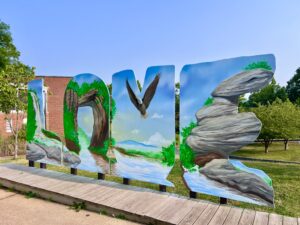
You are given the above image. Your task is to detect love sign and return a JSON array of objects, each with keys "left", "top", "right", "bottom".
[{"left": 26, "top": 54, "right": 275, "bottom": 206}]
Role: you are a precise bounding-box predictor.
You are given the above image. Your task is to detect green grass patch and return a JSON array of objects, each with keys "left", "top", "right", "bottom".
[{"left": 232, "top": 142, "right": 300, "bottom": 162}]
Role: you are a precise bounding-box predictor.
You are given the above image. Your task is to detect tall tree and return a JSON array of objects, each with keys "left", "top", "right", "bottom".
[
  {"left": 249, "top": 99, "right": 300, "bottom": 152},
  {"left": 0, "top": 21, "right": 20, "bottom": 70},
  {"left": 286, "top": 68, "right": 300, "bottom": 104},
  {"left": 0, "top": 21, "right": 35, "bottom": 158}
]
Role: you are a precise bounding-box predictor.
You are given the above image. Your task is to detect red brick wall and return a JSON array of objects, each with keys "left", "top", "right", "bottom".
[
  {"left": 0, "top": 76, "right": 72, "bottom": 139},
  {"left": 36, "top": 76, "right": 71, "bottom": 138}
]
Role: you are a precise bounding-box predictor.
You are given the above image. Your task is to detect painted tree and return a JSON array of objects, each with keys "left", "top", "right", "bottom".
[
  {"left": 250, "top": 99, "right": 300, "bottom": 152},
  {"left": 0, "top": 21, "right": 35, "bottom": 158},
  {"left": 286, "top": 68, "right": 300, "bottom": 104}
]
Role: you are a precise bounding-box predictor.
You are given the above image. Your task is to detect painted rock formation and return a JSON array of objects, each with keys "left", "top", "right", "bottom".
[{"left": 186, "top": 68, "right": 275, "bottom": 206}]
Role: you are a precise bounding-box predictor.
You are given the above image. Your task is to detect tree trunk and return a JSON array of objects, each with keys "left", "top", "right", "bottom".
[
  {"left": 14, "top": 110, "right": 19, "bottom": 159},
  {"left": 264, "top": 139, "right": 270, "bottom": 153},
  {"left": 284, "top": 139, "right": 289, "bottom": 151}
]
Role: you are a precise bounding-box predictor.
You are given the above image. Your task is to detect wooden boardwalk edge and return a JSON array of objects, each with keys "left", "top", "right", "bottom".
[
  {"left": 0, "top": 174, "right": 168, "bottom": 225},
  {"left": 0, "top": 163, "right": 299, "bottom": 225}
]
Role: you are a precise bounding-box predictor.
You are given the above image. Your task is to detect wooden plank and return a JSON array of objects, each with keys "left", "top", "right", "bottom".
[
  {"left": 93, "top": 187, "right": 130, "bottom": 205},
  {"left": 239, "top": 209, "right": 256, "bottom": 225},
  {"left": 157, "top": 199, "right": 198, "bottom": 224},
  {"left": 135, "top": 193, "right": 170, "bottom": 216},
  {"left": 145, "top": 196, "right": 183, "bottom": 219},
  {"left": 253, "top": 211, "right": 269, "bottom": 225},
  {"left": 0, "top": 168, "right": 30, "bottom": 180},
  {"left": 223, "top": 207, "right": 243, "bottom": 225},
  {"left": 81, "top": 186, "right": 117, "bottom": 203},
  {"left": 268, "top": 213, "right": 283, "bottom": 225},
  {"left": 283, "top": 216, "right": 298, "bottom": 225},
  {"left": 1, "top": 164, "right": 298, "bottom": 225},
  {"left": 178, "top": 202, "right": 208, "bottom": 225},
  {"left": 193, "top": 204, "right": 219, "bottom": 225},
  {"left": 111, "top": 190, "right": 148, "bottom": 210},
  {"left": 102, "top": 190, "right": 135, "bottom": 207},
  {"left": 208, "top": 205, "right": 231, "bottom": 225}
]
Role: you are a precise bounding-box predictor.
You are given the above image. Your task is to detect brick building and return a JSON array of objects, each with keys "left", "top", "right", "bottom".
[{"left": 0, "top": 76, "right": 72, "bottom": 139}]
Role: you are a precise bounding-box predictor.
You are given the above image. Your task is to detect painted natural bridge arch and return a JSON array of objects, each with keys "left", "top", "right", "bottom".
[{"left": 63, "top": 73, "right": 110, "bottom": 155}]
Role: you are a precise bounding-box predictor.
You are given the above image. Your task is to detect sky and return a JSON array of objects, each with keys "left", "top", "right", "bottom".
[
  {"left": 1, "top": 1, "right": 299, "bottom": 86},
  {"left": 180, "top": 54, "right": 275, "bottom": 128},
  {"left": 112, "top": 66, "right": 175, "bottom": 147}
]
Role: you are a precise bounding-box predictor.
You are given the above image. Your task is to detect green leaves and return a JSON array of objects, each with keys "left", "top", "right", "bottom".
[
  {"left": 286, "top": 68, "right": 300, "bottom": 103},
  {"left": 249, "top": 100, "right": 300, "bottom": 140},
  {"left": 0, "top": 21, "right": 20, "bottom": 70}
]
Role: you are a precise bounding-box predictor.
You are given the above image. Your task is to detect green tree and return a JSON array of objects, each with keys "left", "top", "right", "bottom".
[
  {"left": 0, "top": 21, "right": 20, "bottom": 70},
  {"left": 286, "top": 68, "right": 300, "bottom": 104},
  {"left": 241, "top": 79, "right": 288, "bottom": 108},
  {"left": 0, "top": 21, "right": 35, "bottom": 158},
  {"left": 250, "top": 99, "right": 300, "bottom": 152}
]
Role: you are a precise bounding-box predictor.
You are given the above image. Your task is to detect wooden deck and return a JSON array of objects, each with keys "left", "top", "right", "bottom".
[{"left": 0, "top": 164, "right": 298, "bottom": 225}]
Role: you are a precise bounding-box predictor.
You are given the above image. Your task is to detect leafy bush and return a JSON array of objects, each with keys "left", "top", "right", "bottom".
[{"left": 180, "top": 121, "right": 197, "bottom": 170}]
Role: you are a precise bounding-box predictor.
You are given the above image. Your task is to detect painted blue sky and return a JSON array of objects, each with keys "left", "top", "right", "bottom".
[
  {"left": 180, "top": 54, "right": 276, "bottom": 129},
  {"left": 1, "top": 1, "right": 299, "bottom": 86},
  {"left": 112, "top": 66, "right": 175, "bottom": 147},
  {"left": 28, "top": 79, "right": 45, "bottom": 128}
]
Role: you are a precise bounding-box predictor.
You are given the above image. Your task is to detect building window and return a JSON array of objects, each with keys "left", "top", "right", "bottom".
[{"left": 5, "top": 119, "right": 12, "bottom": 133}]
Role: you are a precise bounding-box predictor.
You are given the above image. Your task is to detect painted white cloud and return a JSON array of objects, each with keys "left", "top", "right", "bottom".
[
  {"left": 131, "top": 129, "right": 140, "bottom": 134},
  {"left": 151, "top": 113, "right": 164, "bottom": 119},
  {"left": 144, "top": 132, "right": 171, "bottom": 147}
]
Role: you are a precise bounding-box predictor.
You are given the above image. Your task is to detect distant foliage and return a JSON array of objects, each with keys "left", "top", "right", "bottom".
[
  {"left": 0, "top": 21, "right": 20, "bottom": 70},
  {"left": 286, "top": 68, "right": 300, "bottom": 104},
  {"left": 248, "top": 99, "right": 300, "bottom": 152},
  {"left": 180, "top": 121, "right": 197, "bottom": 170},
  {"left": 241, "top": 79, "right": 288, "bottom": 108}
]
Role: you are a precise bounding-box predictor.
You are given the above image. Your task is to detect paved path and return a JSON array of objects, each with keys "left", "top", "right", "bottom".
[
  {"left": 0, "top": 189, "right": 139, "bottom": 225},
  {"left": 0, "top": 163, "right": 299, "bottom": 225}
]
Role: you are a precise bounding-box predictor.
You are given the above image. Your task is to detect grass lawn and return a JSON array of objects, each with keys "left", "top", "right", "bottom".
[
  {"left": 232, "top": 142, "right": 300, "bottom": 162},
  {"left": 1, "top": 156, "right": 299, "bottom": 217}
]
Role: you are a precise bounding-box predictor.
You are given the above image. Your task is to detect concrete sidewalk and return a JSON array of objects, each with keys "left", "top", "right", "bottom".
[{"left": 0, "top": 188, "right": 140, "bottom": 225}]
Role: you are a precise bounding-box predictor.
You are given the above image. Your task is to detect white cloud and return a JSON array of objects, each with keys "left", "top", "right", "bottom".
[
  {"left": 131, "top": 129, "right": 140, "bottom": 134},
  {"left": 144, "top": 132, "right": 171, "bottom": 147},
  {"left": 151, "top": 113, "right": 164, "bottom": 119}
]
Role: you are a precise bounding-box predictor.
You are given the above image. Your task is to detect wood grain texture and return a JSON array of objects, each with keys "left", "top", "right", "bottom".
[
  {"left": 239, "top": 209, "right": 256, "bottom": 225},
  {"left": 253, "top": 211, "right": 269, "bottom": 225},
  {"left": 268, "top": 213, "right": 283, "bottom": 225},
  {"left": 0, "top": 163, "right": 298, "bottom": 225},
  {"left": 223, "top": 207, "right": 243, "bottom": 225}
]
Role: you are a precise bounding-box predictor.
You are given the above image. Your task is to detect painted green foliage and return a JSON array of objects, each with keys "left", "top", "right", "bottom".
[
  {"left": 245, "top": 61, "right": 272, "bottom": 71},
  {"left": 180, "top": 121, "right": 197, "bottom": 170},
  {"left": 123, "top": 142, "right": 175, "bottom": 166},
  {"left": 26, "top": 91, "right": 37, "bottom": 141},
  {"left": 64, "top": 77, "right": 110, "bottom": 155}
]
